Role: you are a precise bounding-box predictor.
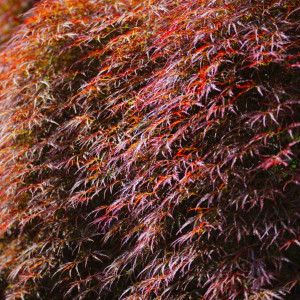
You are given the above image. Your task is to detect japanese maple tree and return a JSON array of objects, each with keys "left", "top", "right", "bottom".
[{"left": 0, "top": 0, "right": 299, "bottom": 299}]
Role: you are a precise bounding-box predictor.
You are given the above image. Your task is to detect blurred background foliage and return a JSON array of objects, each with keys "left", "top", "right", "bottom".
[{"left": 0, "top": 0, "right": 39, "bottom": 45}]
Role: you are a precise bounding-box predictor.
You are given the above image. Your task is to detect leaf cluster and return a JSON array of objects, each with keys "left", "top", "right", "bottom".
[{"left": 0, "top": 0, "right": 299, "bottom": 299}]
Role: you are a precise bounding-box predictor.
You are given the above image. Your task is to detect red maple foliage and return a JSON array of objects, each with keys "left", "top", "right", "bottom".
[{"left": 0, "top": 0, "right": 299, "bottom": 299}]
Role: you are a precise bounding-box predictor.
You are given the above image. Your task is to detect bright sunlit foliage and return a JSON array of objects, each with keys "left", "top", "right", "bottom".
[{"left": 0, "top": 0, "right": 299, "bottom": 299}]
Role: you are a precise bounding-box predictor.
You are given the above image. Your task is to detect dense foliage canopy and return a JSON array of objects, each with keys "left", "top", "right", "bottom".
[{"left": 0, "top": 0, "right": 299, "bottom": 299}]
